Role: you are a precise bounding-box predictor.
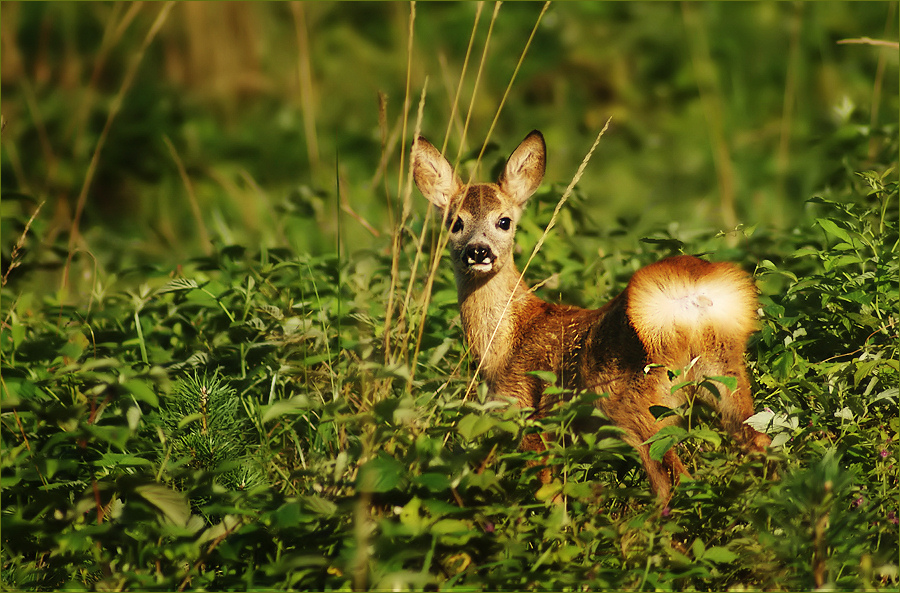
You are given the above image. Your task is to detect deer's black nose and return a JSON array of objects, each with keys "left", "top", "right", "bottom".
[{"left": 464, "top": 244, "right": 495, "bottom": 266}]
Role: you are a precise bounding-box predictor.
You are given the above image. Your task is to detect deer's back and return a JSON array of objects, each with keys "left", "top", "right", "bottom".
[{"left": 495, "top": 291, "right": 649, "bottom": 414}]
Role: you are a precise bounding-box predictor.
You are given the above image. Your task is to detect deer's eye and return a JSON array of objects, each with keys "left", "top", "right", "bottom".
[
  {"left": 497, "top": 217, "right": 512, "bottom": 231},
  {"left": 450, "top": 218, "right": 464, "bottom": 233}
]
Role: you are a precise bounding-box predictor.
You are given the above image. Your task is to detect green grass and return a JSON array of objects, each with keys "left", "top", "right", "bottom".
[{"left": 2, "top": 2, "right": 898, "bottom": 591}]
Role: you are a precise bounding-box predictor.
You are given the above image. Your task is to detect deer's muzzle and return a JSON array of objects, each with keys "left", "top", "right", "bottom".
[{"left": 462, "top": 243, "right": 496, "bottom": 272}]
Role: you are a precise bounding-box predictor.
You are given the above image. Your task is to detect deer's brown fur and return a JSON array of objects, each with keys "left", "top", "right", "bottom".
[{"left": 412, "top": 130, "right": 771, "bottom": 500}]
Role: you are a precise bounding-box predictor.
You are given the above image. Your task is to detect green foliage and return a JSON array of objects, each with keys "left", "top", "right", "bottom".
[
  {"left": 4, "top": 158, "right": 896, "bottom": 590},
  {"left": 2, "top": 2, "right": 898, "bottom": 591}
]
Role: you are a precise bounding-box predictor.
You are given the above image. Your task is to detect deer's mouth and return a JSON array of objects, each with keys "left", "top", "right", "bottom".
[{"left": 461, "top": 245, "right": 497, "bottom": 274}]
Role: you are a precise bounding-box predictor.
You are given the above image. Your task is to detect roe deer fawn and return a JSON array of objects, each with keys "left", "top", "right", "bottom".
[{"left": 412, "top": 130, "right": 772, "bottom": 500}]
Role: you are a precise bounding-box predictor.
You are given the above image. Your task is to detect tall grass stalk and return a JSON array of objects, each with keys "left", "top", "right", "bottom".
[
  {"left": 865, "top": 2, "right": 896, "bottom": 162},
  {"left": 463, "top": 118, "right": 612, "bottom": 401},
  {"left": 406, "top": 1, "right": 551, "bottom": 395},
  {"left": 776, "top": 3, "right": 803, "bottom": 203},
  {"left": 381, "top": 2, "right": 418, "bottom": 372},
  {"left": 440, "top": 1, "right": 485, "bottom": 154},
  {"left": 474, "top": 1, "right": 550, "bottom": 166},
  {"left": 163, "top": 135, "right": 212, "bottom": 256},
  {"left": 291, "top": 2, "right": 319, "bottom": 173},
  {"left": 455, "top": 1, "right": 502, "bottom": 168},
  {"left": 62, "top": 1, "right": 175, "bottom": 297},
  {"left": 681, "top": 1, "right": 738, "bottom": 234}
]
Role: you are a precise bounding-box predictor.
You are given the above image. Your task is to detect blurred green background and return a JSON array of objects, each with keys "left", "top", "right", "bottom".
[{"left": 1, "top": 1, "right": 896, "bottom": 298}]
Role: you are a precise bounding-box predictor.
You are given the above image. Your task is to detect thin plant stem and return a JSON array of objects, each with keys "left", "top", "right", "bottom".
[
  {"left": 382, "top": 1, "right": 418, "bottom": 368},
  {"left": 681, "top": 2, "right": 738, "bottom": 235},
  {"left": 455, "top": 1, "right": 502, "bottom": 168},
  {"left": 62, "top": 1, "right": 175, "bottom": 296},
  {"left": 475, "top": 1, "right": 550, "bottom": 166},
  {"left": 163, "top": 135, "right": 213, "bottom": 255},
  {"left": 441, "top": 1, "right": 484, "bottom": 154},
  {"left": 291, "top": 2, "right": 319, "bottom": 172},
  {"left": 463, "top": 119, "right": 612, "bottom": 401}
]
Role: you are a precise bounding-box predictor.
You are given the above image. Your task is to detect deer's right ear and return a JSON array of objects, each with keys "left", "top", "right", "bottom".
[
  {"left": 412, "top": 136, "right": 461, "bottom": 210},
  {"left": 499, "top": 130, "right": 546, "bottom": 207}
]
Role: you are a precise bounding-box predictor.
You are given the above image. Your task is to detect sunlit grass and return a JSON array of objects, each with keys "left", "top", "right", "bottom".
[{"left": 1, "top": 2, "right": 897, "bottom": 590}]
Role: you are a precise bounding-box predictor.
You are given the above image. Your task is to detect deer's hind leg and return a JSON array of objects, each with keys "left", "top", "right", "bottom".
[
  {"left": 688, "top": 333, "right": 772, "bottom": 453},
  {"left": 597, "top": 374, "right": 691, "bottom": 501}
]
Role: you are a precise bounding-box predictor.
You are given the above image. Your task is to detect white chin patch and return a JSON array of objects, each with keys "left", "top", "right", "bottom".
[{"left": 468, "top": 262, "right": 494, "bottom": 273}]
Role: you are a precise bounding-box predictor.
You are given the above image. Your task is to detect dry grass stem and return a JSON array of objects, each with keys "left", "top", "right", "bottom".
[
  {"left": 62, "top": 1, "right": 175, "bottom": 295},
  {"left": 382, "top": 2, "right": 419, "bottom": 367},
  {"left": 163, "top": 135, "right": 212, "bottom": 256},
  {"left": 291, "top": 2, "right": 319, "bottom": 173},
  {"left": 455, "top": 1, "right": 502, "bottom": 169},
  {"left": 836, "top": 36, "right": 899, "bottom": 49},
  {"left": 475, "top": 1, "right": 550, "bottom": 166},
  {"left": 2, "top": 201, "right": 45, "bottom": 287},
  {"left": 441, "top": 1, "right": 484, "bottom": 153},
  {"left": 464, "top": 118, "right": 612, "bottom": 400}
]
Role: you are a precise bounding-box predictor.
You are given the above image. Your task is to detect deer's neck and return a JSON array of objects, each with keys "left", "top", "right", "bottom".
[{"left": 456, "top": 257, "right": 538, "bottom": 384}]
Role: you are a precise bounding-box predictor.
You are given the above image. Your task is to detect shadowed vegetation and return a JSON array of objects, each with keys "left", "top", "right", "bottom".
[{"left": 1, "top": 2, "right": 898, "bottom": 590}]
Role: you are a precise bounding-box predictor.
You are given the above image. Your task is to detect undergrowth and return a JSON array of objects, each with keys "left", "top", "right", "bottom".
[
  {"left": 2, "top": 3, "right": 898, "bottom": 591},
  {"left": 2, "top": 153, "right": 897, "bottom": 590}
]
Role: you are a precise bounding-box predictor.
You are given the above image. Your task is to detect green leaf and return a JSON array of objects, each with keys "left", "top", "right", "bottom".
[
  {"left": 816, "top": 218, "right": 854, "bottom": 245},
  {"left": 457, "top": 413, "right": 496, "bottom": 440},
  {"left": 413, "top": 472, "right": 452, "bottom": 492},
  {"left": 156, "top": 278, "right": 200, "bottom": 294},
  {"left": 703, "top": 546, "right": 739, "bottom": 563},
  {"left": 302, "top": 495, "right": 338, "bottom": 517},
  {"left": 648, "top": 437, "right": 678, "bottom": 461},
  {"left": 95, "top": 453, "right": 153, "bottom": 468},
  {"left": 135, "top": 483, "right": 191, "bottom": 528},
  {"left": 649, "top": 405, "right": 678, "bottom": 420},
  {"left": 644, "top": 425, "right": 688, "bottom": 443},
  {"left": 527, "top": 370, "right": 558, "bottom": 384},
  {"left": 690, "top": 427, "right": 722, "bottom": 448},
  {"left": 704, "top": 375, "right": 738, "bottom": 392},
  {"left": 357, "top": 455, "right": 405, "bottom": 493},
  {"left": 262, "top": 395, "right": 312, "bottom": 424},
  {"left": 431, "top": 518, "right": 474, "bottom": 545},
  {"left": 124, "top": 379, "right": 158, "bottom": 407}
]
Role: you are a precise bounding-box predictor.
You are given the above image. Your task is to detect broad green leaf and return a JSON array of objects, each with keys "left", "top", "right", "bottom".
[
  {"left": 124, "top": 379, "right": 158, "bottom": 407},
  {"left": 95, "top": 453, "right": 152, "bottom": 468},
  {"left": 644, "top": 425, "right": 688, "bottom": 443},
  {"left": 535, "top": 479, "right": 563, "bottom": 502},
  {"left": 135, "top": 483, "right": 191, "bottom": 528},
  {"left": 703, "top": 546, "right": 739, "bottom": 563},
  {"left": 414, "top": 472, "right": 452, "bottom": 492},
  {"left": 156, "top": 278, "right": 200, "bottom": 294},
  {"left": 357, "top": 455, "right": 405, "bottom": 493},
  {"left": 704, "top": 375, "right": 739, "bottom": 392},
  {"left": 398, "top": 497, "right": 426, "bottom": 532},
  {"left": 198, "top": 515, "right": 240, "bottom": 543},
  {"left": 262, "top": 395, "right": 312, "bottom": 424},
  {"left": 648, "top": 435, "right": 681, "bottom": 462},
  {"left": 816, "top": 218, "right": 854, "bottom": 245},
  {"left": 302, "top": 495, "right": 338, "bottom": 517},
  {"left": 527, "top": 370, "right": 558, "bottom": 384},
  {"left": 432, "top": 518, "right": 474, "bottom": 545},
  {"left": 649, "top": 404, "right": 677, "bottom": 420},
  {"left": 457, "top": 413, "right": 496, "bottom": 440},
  {"left": 690, "top": 427, "right": 722, "bottom": 448}
]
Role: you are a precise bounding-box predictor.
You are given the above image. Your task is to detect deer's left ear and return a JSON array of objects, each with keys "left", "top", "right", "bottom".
[{"left": 499, "top": 130, "right": 545, "bottom": 207}]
